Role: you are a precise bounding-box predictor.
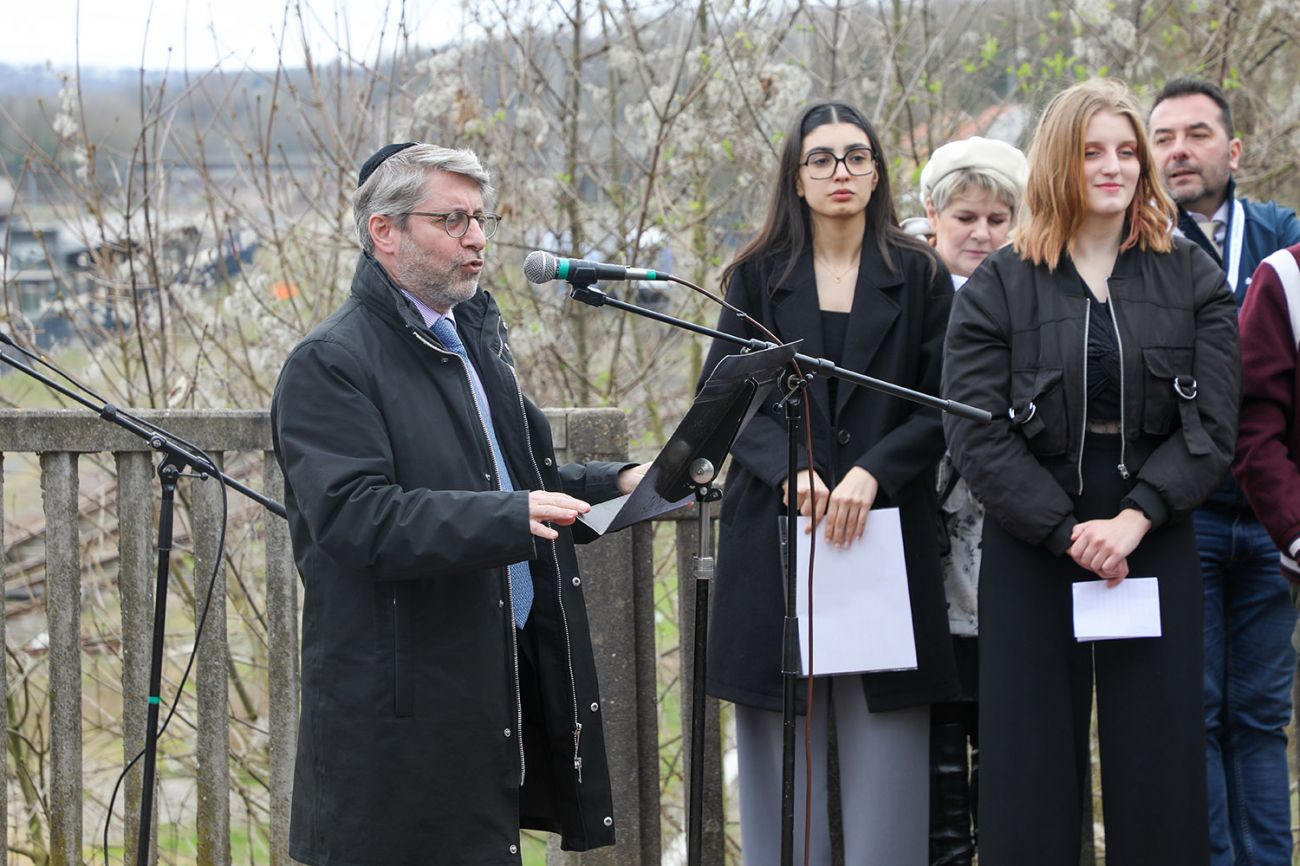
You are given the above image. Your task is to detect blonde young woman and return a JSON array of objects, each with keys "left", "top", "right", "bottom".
[
  {"left": 916, "top": 137, "right": 1028, "bottom": 866},
  {"left": 942, "top": 80, "right": 1238, "bottom": 865}
]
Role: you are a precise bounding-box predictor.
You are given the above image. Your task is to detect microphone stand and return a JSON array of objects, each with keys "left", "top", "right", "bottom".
[
  {"left": 776, "top": 372, "right": 805, "bottom": 866},
  {"left": 562, "top": 278, "right": 988, "bottom": 866},
  {"left": 686, "top": 463, "right": 722, "bottom": 866},
  {"left": 0, "top": 337, "right": 285, "bottom": 866}
]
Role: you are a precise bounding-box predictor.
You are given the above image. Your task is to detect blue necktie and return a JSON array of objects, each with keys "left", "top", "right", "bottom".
[{"left": 431, "top": 317, "right": 534, "bottom": 628}]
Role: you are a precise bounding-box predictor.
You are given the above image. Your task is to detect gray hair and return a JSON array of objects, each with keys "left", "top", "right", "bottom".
[
  {"left": 352, "top": 144, "right": 495, "bottom": 255},
  {"left": 927, "top": 167, "right": 1020, "bottom": 216}
]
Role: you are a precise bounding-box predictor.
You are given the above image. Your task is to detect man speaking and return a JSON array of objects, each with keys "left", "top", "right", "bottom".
[
  {"left": 271, "top": 143, "right": 642, "bottom": 865},
  {"left": 1150, "top": 79, "right": 1300, "bottom": 866}
]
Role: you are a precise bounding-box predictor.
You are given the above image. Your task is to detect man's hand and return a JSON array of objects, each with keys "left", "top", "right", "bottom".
[
  {"left": 528, "top": 491, "right": 591, "bottom": 539},
  {"left": 781, "top": 469, "right": 830, "bottom": 531},
  {"left": 1068, "top": 508, "right": 1152, "bottom": 586},
  {"left": 617, "top": 463, "right": 650, "bottom": 495},
  {"left": 822, "top": 466, "right": 879, "bottom": 548}
]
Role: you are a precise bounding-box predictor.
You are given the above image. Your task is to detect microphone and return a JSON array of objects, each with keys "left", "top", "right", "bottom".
[{"left": 524, "top": 250, "right": 670, "bottom": 284}]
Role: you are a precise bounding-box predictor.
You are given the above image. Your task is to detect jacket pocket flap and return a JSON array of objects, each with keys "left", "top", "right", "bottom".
[
  {"left": 1144, "top": 348, "right": 1212, "bottom": 456},
  {"left": 1142, "top": 346, "right": 1193, "bottom": 378}
]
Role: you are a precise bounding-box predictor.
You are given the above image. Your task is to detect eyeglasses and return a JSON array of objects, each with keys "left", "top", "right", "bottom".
[
  {"left": 399, "top": 210, "right": 501, "bottom": 239},
  {"left": 800, "top": 147, "right": 876, "bottom": 180}
]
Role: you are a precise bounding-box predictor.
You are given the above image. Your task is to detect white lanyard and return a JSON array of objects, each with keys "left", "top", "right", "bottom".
[{"left": 1226, "top": 198, "right": 1245, "bottom": 292}]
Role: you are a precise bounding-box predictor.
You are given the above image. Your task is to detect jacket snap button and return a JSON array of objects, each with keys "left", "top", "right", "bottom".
[
  {"left": 509, "top": 844, "right": 518, "bottom": 854},
  {"left": 603, "top": 816, "right": 613, "bottom": 827},
  {"left": 837, "top": 429, "right": 851, "bottom": 445},
  {"left": 498, "top": 599, "right": 504, "bottom": 609},
  {"left": 544, "top": 457, "right": 553, "bottom": 466},
  {"left": 504, "top": 728, "right": 512, "bottom": 738},
  {"left": 572, "top": 576, "right": 581, "bottom": 586},
  {"left": 590, "top": 702, "right": 599, "bottom": 713}
]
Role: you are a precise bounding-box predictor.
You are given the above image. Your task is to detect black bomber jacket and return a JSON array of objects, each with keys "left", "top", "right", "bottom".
[{"left": 941, "top": 236, "right": 1240, "bottom": 555}]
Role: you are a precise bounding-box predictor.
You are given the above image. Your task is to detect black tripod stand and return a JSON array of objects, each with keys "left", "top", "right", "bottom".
[{"left": 0, "top": 333, "right": 285, "bottom": 866}]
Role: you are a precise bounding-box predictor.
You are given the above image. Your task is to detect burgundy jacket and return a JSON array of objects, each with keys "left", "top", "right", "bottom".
[{"left": 1233, "top": 243, "right": 1300, "bottom": 579}]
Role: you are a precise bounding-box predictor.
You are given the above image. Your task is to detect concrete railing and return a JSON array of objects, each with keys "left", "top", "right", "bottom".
[{"left": 0, "top": 408, "right": 726, "bottom": 866}]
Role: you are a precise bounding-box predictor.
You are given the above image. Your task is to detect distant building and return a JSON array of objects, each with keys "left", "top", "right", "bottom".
[
  {"left": 2, "top": 219, "right": 94, "bottom": 347},
  {"left": 0, "top": 177, "right": 13, "bottom": 218}
]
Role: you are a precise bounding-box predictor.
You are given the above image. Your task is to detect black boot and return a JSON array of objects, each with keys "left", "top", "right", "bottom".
[
  {"left": 968, "top": 729, "right": 979, "bottom": 850},
  {"left": 929, "top": 721, "right": 975, "bottom": 866}
]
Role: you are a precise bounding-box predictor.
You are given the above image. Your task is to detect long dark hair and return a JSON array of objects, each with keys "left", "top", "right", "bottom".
[{"left": 721, "top": 101, "right": 936, "bottom": 292}]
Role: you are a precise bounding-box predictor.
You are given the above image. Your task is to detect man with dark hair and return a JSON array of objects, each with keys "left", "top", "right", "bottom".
[
  {"left": 272, "top": 143, "right": 643, "bottom": 865},
  {"left": 1151, "top": 78, "right": 1300, "bottom": 866}
]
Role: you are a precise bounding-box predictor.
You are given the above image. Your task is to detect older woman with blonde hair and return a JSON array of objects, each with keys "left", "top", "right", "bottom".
[
  {"left": 920, "top": 136, "right": 1028, "bottom": 288},
  {"left": 942, "top": 79, "right": 1238, "bottom": 865},
  {"left": 917, "top": 136, "right": 1027, "bottom": 866}
]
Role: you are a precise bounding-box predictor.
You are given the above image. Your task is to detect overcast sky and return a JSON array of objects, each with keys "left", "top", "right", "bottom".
[{"left": 1, "top": 0, "right": 464, "bottom": 71}]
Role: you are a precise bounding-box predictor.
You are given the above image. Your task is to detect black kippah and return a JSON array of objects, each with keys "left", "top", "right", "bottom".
[{"left": 357, "top": 142, "right": 419, "bottom": 188}]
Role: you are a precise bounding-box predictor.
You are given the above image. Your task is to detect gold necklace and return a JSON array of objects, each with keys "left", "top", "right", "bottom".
[{"left": 815, "top": 255, "right": 859, "bottom": 283}]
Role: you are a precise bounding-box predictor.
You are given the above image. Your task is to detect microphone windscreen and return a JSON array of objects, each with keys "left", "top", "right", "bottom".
[{"left": 523, "top": 250, "right": 558, "bottom": 284}]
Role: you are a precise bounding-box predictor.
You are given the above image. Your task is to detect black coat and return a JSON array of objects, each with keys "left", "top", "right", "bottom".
[
  {"left": 942, "top": 239, "right": 1240, "bottom": 555},
  {"left": 271, "top": 255, "right": 621, "bottom": 866},
  {"left": 701, "top": 240, "right": 960, "bottom": 713}
]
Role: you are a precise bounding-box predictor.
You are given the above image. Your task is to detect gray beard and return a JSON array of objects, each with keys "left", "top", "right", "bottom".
[
  {"left": 390, "top": 252, "right": 479, "bottom": 312},
  {"left": 408, "top": 277, "right": 478, "bottom": 312}
]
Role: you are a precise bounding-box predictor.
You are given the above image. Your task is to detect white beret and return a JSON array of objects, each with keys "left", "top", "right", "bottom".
[{"left": 920, "top": 136, "right": 1029, "bottom": 204}]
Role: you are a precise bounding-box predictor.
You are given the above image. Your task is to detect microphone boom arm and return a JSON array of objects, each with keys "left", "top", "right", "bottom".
[{"left": 566, "top": 282, "right": 991, "bottom": 423}]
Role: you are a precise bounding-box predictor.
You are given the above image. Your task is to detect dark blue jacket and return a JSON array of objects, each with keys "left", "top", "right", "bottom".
[{"left": 1178, "top": 178, "right": 1300, "bottom": 510}]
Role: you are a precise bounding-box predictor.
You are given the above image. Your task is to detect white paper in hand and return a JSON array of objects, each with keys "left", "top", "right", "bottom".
[
  {"left": 794, "top": 509, "right": 917, "bottom": 675},
  {"left": 1072, "top": 577, "right": 1162, "bottom": 641}
]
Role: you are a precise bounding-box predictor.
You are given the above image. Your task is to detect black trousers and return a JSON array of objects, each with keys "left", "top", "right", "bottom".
[{"left": 977, "top": 435, "right": 1209, "bottom": 866}]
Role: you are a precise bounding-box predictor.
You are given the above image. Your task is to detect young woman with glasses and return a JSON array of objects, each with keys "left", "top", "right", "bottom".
[
  {"left": 942, "top": 79, "right": 1238, "bottom": 865},
  {"left": 699, "top": 101, "right": 959, "bottom": 866}
]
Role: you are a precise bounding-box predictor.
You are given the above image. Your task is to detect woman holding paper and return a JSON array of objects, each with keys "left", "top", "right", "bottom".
[
  {"left": 700, "top": 100, "right": 959, "bottom": 866},
  {"left": 942, "top": 79, "right": 1238, "bottom": 866}
]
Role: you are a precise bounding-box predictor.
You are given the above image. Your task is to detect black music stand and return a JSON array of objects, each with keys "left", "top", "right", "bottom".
[{"left": 578, "top": 343, "right": 796, "bottom": 865}]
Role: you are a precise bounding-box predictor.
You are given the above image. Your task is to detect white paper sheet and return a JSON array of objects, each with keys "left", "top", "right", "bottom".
[
  {"left": 1072, "top": 577, "right": 1162, "bottom": 641},
  {"left": 794, "top": 509, "right": 917, "bottom": 675}
]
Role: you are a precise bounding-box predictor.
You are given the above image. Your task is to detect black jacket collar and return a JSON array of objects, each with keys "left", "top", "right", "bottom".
[
  {"left": 1052, "top": 227, "right": 1147, "bottom": 300},
  {"left": 769, "top": 239, "right": 904, "bottom": 418}
]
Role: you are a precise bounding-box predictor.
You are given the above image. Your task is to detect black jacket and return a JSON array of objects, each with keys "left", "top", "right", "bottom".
[
  {"left": 701, "top": 241, "right": 959, "bottom": 713},
  {"left": 942, "top": 238, "right": 1240, "bottom": 556},
  {"left": 271, "top": 255, "right": 621, "bottom": 866}
]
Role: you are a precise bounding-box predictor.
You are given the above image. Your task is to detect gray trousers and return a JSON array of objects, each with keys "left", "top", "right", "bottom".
[{"left": 734, "top": 677, "right": 930, "bottom": 866}]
